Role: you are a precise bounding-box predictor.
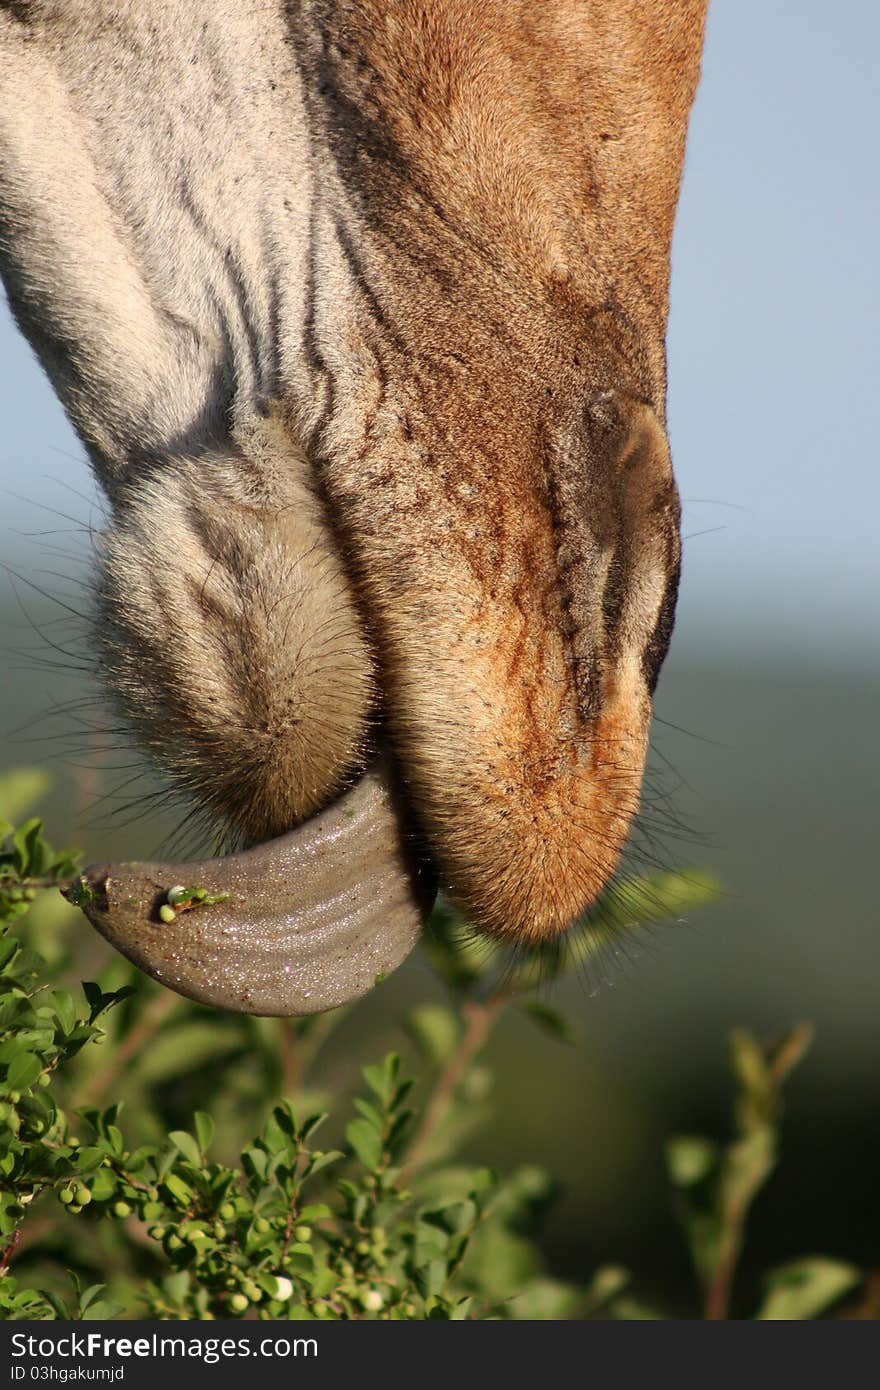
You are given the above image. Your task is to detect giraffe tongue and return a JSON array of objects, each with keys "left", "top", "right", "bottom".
[{"left": 63, "top": 762, "right": 433, "bottom": 1016}]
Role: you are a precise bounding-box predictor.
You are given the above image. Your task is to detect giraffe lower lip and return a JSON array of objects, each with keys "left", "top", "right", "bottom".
[{"left": 63, "top": 761, "right": 434, "bottom": 1016}]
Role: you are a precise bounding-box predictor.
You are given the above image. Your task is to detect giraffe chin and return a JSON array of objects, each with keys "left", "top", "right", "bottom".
[{"left": 63, "top": 762, "right": 433, "bottom": 1017}]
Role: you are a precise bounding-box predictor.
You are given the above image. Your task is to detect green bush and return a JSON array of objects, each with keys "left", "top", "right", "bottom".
[{"left": 0, "top": 772, "right": 865, "bottom": 1319}]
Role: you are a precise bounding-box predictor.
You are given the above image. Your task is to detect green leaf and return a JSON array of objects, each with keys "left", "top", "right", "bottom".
[
  {"left": 421, "top": 1199, "right": 477, "bottom": 1236},
  {"left": 193, "top": 1112, "right": 214, "bottom": 1156},
  {"left": 310, "top": 1267, "right": 339, "bottom": 1299},
  {"left": 42, "top": 1291, "right": 71, "bottom": 1320},
  {"left": 8, "top": 948, "right": 44, "bottom": 986},
  {"left": 405, "top": 1006, "right": 460, "bottom": 1064},
  {"left": 298, "top": 1203, "right": 332, "bottom": 1222},
  {"left": 413, "top": 1258, "right": 448, "bottom": 1301},
  {"left": 362, "top": 1053, "right": 400, "bottom": 1107},
  {"left": 0, "top": 938, "right": 19, "bottom": 971},
  {"left": 12, "top": 819, "right": 48, "bottom": 878},
  {"left": 74, "top": 1147, "right": 107, "bottom": 1174},
  {"left": 0, "top": 996, "right": 31, "bottom": 1030},
  {"left": 78, "top": 1281, "right": 125, "bottom": 1320},
  {"left": 719, "top": 1128, "right": 777, "bottom": 1217},
  {"left": 81, "top": 982, "right": 104, "bottom": 1017},
  {"left": 163, "top": 1172, "right": 195, "bottom": 1206},
  {"left": 300, "top": 1113, "right": 327, "bottom": 1142},
  {"left": 89, "top": 1168, "right": 119, "bottom": 1202},
  {"left": 666, "top": 1135, "right": 719, "bottom": 1187},
  {"left": 50, "top": 848, "right": 81, "bottom": 880},
  {"left": 161, "top": 1272, "right": 191, "bottom": 1305},
  {"left": 63, "top": 877, "right": 95, "bottom": 910},
  {"left": 169, "top": 1131, "right": 203, "bottom": 1167},
  {"left": 756, "top": 1259, "right": 861, "bottom": 1320},
  {"left": 308, "top": 1150, "right": 344, "bottom": 1176},
  {"left": 104, "top": 1125, "right": 124, "bottom": 1158},
  {"left": 271, "top": 1102, "right": 298, "bottom": 1139},
  {"left": 461, "top": 1224, "right": 540, "bottom": 1300},
  {"left": 5, "top": 1052, "right": 43, "bottom": 1091},
  {"left": 520, "top": 1001, "right": 575, "bottom": 1045},
  {"left": 78, "top": 1284, "right": 106, "bottom": 1313},
  {"left": 608, "top": 867, "right": 723, "bottom": 924},
  {"left": 49, "top": 990, "right": 78, "bottom": 1037},
  {"left": 353, "top": 1098, "right": 384, "bottom": 1130},
  {"left": 345, "top": 1119, "right": 383, "bottom": 1170},
  {"left": 581, "top": 1266, "right": 632, "bottom": 1318},
  {"left": 241, "top": 1146, "right": 267, "bottom": 1181},
  {"left": 82, "top": 1300, "right": 125, "bottom": 1321},
  {"left": 81, "top": 982, "right": 135, "bottom": 1023},
  {"left": 450, "top": 1297, "right": 474, "bottom": 1320},
  {"left": 286, "top": 1242, "right": 314, "bottom": 1260},
  {"left": 513, "top": 1276, "right": 586, "bottom": 1320},
  {"left": 0, "top": 769, "right": 51, "bottom": 824},
  {"left": 470, "top": 1167, "right": 498, "bottom": 1195}
]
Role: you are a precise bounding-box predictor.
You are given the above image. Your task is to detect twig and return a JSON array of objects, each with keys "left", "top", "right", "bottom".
[
  {"left": 403, "top": 992, "right": 507, "bottom": 1178},
  {"left": 0, "top": 1229, "right": 22, "bottom": 1273},
  {"left": 703, "top": 1024, "right": 815, "bottom": 1319},
  {"left": 703, "top": 1220, "right": 745, "bottom": 1320},
  {"left": 1, "top": 1212, "right": 55, "bottom": 1272},
  {"left": 275, "top": 1006, "right": 352, "bottom": 1100},
  {"left": 278, "top": 1019, "right": 302, "bottom": 1096}
]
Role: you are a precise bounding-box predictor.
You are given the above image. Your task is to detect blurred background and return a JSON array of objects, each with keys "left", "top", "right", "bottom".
[{"left": 1, "top": 0, "right": 877, "bottom": 1312}]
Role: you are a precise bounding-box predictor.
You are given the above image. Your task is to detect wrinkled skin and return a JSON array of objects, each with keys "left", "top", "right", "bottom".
[{"left": 0, "top": 1, "right": 707, "bottom": 1013}]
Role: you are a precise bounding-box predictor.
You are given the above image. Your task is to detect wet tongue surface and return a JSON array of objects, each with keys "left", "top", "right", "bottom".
[{"left": 63, "top": 764, "right": 432, "bottom": 1016}]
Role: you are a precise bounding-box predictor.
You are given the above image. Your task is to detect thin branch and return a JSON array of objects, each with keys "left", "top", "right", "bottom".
[
  {"left": 403, "top": 992, "right": 507, "bottom": 1178},
  {"left": 703, "top": 1216, "right": 747, "bottom": 1320},
  {"left": 278, "top": 1019, "right": 302, "bottom": 1096}
]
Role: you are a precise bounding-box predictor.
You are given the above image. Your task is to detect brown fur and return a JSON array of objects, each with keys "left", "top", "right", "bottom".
[
  {"left": 96, "top": 412, "right": 375, "bottom": 845},
  {"left": 0, "top": 1, "right": 708, "bottom": 943},
  {"left": 290, "top": 1, "right": 706, "bottom": 937}
]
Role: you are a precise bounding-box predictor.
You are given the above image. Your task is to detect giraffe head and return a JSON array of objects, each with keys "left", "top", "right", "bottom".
[{"left": 0, "top": 0, "right": 706, "bottom": 1013}]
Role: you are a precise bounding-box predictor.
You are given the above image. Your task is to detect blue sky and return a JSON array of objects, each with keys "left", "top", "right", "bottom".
[
  {"left": 667, "top": 0, "right": 879, "bottom": 658},
  {"left": 1, "top": 0, "right": 877, "bottom": 663}
]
